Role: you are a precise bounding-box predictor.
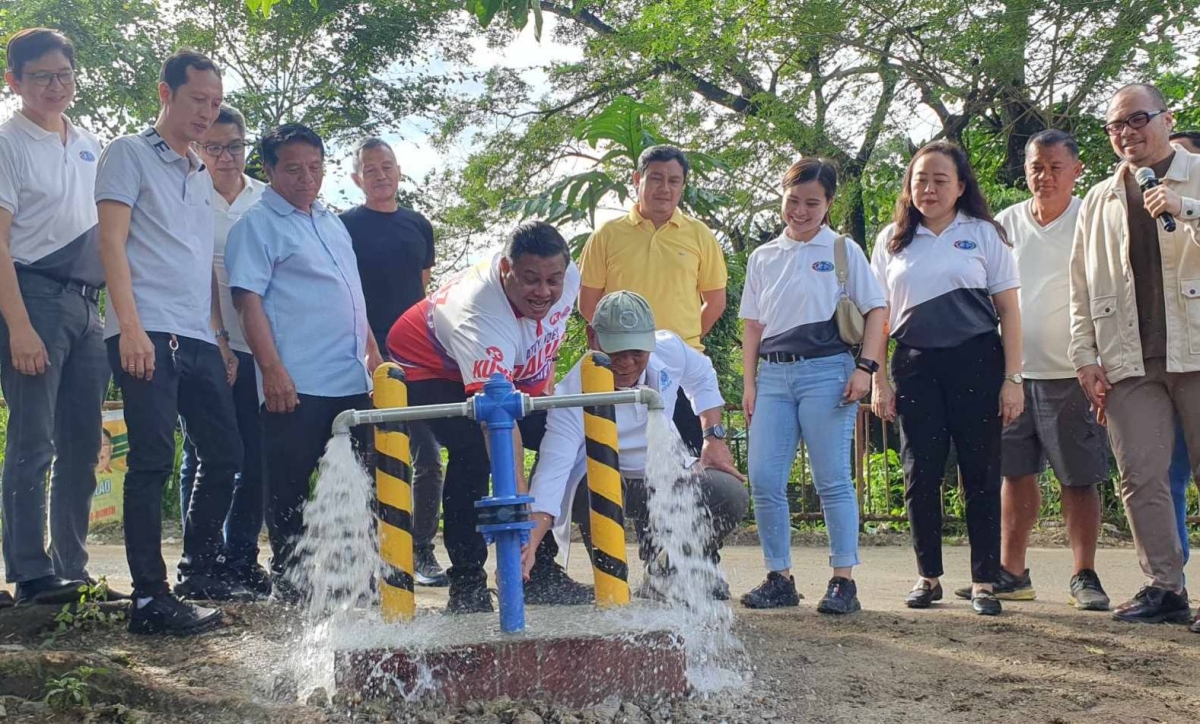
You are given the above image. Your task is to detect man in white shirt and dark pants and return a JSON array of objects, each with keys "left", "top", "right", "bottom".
[
  {"left": 523, "top": 291, "right": 748, "bottom": 599},
  {"left": 955, "top": 131, "right": 1111, "bottom": 610}
]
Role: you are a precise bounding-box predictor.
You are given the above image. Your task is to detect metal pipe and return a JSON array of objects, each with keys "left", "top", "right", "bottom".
[
  {"left": 332, "top": 401, "right": 472, "bottom": 435},
  {"left": 527, "top": 386, "right": 664, "bottom": 415}
]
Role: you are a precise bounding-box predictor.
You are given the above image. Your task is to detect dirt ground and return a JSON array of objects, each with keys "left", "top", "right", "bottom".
[{"left": 2, "top": 542, "right": 1198, "bottom": 724}]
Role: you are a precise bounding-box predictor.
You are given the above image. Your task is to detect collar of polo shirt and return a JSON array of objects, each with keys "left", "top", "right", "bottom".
[
  {"left": 915, "top": 210, "right": 972, "bottom": 238},
  {"left": 262, "top": 185, "right": 326, "bottom": 216},
  {"left": 628, "top": 204, "right": 685, "bottom": 229},
  {"left": 139, "top": 126, "right": 205, "bottom": 172},
  {"left": 777, "top": 224, "right": 836, "bottom": 250},
  {"left": 10, "top": 110, "right": 77, "bottom": 142}
]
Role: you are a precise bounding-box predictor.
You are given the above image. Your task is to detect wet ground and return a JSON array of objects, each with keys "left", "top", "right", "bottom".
[{"left": 2, "top": 542, "right": 1199, "bottom": 723}]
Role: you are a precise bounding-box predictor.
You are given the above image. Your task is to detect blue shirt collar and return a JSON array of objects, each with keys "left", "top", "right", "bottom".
[{"left": 262, "top": 186, "right": 326, "bottom": 216}]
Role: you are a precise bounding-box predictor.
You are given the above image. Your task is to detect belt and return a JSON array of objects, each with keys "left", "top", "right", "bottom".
[
  {"left": 760, "top": 352, "right": 807, "bottom": 364},
  {"left": 17, "top": 269, "right": 101, "bottom": 304}
]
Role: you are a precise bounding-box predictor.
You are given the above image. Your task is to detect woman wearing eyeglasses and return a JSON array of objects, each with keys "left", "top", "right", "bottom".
[
  {"left": 870, "top": 141, "right": 1023, "bottom": 616},
  {"left": 739, "top": 159, "right": 887, "bottom": 613},
  {"left": 0, "top": 29, "right": 115, "bottom": 607}
]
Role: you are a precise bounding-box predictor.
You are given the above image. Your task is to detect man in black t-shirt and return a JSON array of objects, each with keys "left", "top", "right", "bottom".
[{"left": 340, "top": 137, "right": 447, "bottom": 587}]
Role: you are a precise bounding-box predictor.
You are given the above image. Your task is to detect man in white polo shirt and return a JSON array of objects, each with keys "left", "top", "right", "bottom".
[
  {"left": 96, "top": 49, "right": 246, "bottom": 635},
  {"left": 952, "top": 131, "right": 1112, "bottom": 611},
  {"left": 0, "top": 28, "right": 110, "bottom": 608}
]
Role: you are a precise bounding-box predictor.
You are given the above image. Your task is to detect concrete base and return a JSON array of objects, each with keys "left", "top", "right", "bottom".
[{"left": 333, "top": 609, "right": 688, "bottom": 706}]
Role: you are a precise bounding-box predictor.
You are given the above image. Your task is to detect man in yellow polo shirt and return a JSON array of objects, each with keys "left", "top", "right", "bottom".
[{"left": 578, "top": 145, "right": 728, "bottom": 453}]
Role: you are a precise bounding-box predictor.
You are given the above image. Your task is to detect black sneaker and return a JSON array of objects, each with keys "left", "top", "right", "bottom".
[
  {"left": 414, "top": 546, "right": 449, "bottom": 587},
  {"left": 174, "top": 574, "right": 257, "bottom": 602},
  {"left": 817, "top": 577, "right": 861, "bottom": 615},
  {"left": 1068, "top": 569, "right": 1111, "bottom": 611},
  {"left": 446, "top": 576, "right": 493, "bottom": 614},
  {"left": 1190, "top": 611, "right": 1200, "bottom": 634},
  {"left": 128, "top": 593, "right": 222, "bottom": 636},
  {"left": 524, "top": 562, "right": 593, "bottom": 606},
  {"left": 14, "top": 575, "right": 86, "bottom": 605},
  {"left": 269, "top": 575, "right": 305, "bottom": 606},
  {"left": 1112, "top": 586, "right": 1192, "bottom": 624},
  {"left": 226, "top": 564, "right": 273, "bottom": 599},
  {"left": 740, "top": 572, "right": 801, "bottom": 609},
  {"left": 0, "top": 590, "right": 14, "bottom": 609},
  {"left": 953, "top": 568, "right": 1035, "bottom": 601}
]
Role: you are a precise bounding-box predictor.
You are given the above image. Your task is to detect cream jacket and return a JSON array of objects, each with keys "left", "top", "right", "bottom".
[{"left": 1069, "top": 145, "right": 1200, "bottom": 384}]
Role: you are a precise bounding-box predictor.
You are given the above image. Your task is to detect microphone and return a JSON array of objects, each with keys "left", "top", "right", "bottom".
[{"left": 1134, "top": 167, "right": 1177, "bottom": 232}]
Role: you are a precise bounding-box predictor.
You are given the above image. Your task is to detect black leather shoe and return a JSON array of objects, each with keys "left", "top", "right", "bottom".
[
  {"left": 446, "top": 575, "right": 493, "bottom": 614},
  {"left": 905, "top": 580, "right": 942, "bottom": 609},
  {"left": 1111, "top": 586, "right": 1191, "bottom": 624},
  {"left": 15, "top": 576, "right": 85, "bottom": 605},
  {"left": 128, "top": 593, "right": 222, "bottom": 636},
  {"left": 174, "top": 574, "right": 257, "bottom": 602},
  {"left": 0, "top": 590, "right": 14, "bottom": 609},
  {"left": 971, "top": 590, "right": 1002, "bottom": 616}
]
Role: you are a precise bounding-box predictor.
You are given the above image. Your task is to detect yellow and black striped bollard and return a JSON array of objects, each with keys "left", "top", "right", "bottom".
[
  {"left": 581, "top": 351, "right": 630, "bottom": 606},
  {"left": 373, "top": 363, "right": 416, "bottom": 621}
]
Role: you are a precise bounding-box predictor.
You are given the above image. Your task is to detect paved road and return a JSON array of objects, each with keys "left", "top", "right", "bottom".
[{"left": 7, "top": 540, "right": 1177, "bottom": 614}]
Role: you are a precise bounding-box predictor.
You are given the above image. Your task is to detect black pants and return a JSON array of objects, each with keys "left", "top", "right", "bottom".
[
  {"left": 108, "top": 333, "right": 242, "bottom": 597},
  {"left": 893, "top": 332, "right": 1004, "bottom": 583},
  {"left": 673, "top": 388, "right": 704, "bottom": 456},
  {"left": 261, "top": 393, "right": 372, "bottom": 578},
  {"left": 406, "top": 378, "right": 546, "bottom": 584},
  {"left": 179, "top": 350, "right": 264, "bottom": 571}
]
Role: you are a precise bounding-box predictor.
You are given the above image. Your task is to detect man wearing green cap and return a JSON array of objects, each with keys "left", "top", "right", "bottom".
[{"left": 523, "top": 291, "right": 748, "bottom": 599}]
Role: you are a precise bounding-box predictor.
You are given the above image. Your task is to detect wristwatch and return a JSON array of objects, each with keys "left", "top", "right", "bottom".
[
  {"left": 1004, "top": 372, "right": 1024, "bottom": 384},
  {"left": 703, "top": 423, "right": 727, "bottom": 440},
  {"left": 856, "top": 358, "right": 880, "bottom": 374},
  {"left": 215, "top": 328, "right": 231, "bottom": 343}
]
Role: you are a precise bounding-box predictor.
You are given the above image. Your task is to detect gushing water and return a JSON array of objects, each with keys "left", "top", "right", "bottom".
[{"left": 641, "top": 412, "right": 745, "bottom": 694}]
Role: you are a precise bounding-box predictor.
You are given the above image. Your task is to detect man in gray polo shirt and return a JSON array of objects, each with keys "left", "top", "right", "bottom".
[
  {"left": 96, "top": 49, "right": 245, "bottom": 635},
  {"left": 0, "top": 28, "right": 110, "bottom": 607}
]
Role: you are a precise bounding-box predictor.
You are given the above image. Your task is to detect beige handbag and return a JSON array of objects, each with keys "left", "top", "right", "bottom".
[{"left": 833, "top": 235, "right": 865, "bottom": 345}]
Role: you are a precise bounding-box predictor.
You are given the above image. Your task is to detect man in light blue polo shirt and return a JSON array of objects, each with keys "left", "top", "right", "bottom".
[
  {"left": 96, "top": 49, "right": 244, "bottom": 635},
  {"left": 226, "top": 123, "right": 382, "bottom": 597}
]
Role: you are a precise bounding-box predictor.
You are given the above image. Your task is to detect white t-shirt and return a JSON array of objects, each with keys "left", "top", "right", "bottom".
[
  {"left": 0, "top": 112, "right": 103, "bottom": 286},
  {"left": 996, "top": 198, "right": 1081, "bottom": 379},
  {"left": 740, "top": 225, "right": 885, "bottom": 357},
  {"left": 212, "top": 176, "right": 266, "bottom": 354},
  {"left": 388, "top": 251, "right": 581, "bottom": 395},
  {"left": 529, "top": 330, "right": 724, "bottom": 523},
  {"left": 871, "top": 212, "right": 1019, "bottom": 349}
]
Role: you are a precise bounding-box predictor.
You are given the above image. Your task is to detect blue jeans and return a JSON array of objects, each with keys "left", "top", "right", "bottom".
[
  {"left": 748, "top": 354, "right": 859, "bottom": 572},
  {"left": 1169, "top": 422, "right": 1194, "bottom": 565}
]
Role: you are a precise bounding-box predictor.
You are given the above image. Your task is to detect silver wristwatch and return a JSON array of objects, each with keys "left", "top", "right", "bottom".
[{"left": 1004, "top": 372, "right": 1024, "bottom": 385}]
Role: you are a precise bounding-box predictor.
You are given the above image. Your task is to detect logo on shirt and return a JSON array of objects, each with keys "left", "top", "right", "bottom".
[
  {"left": 79, "top": 150, "right": 96, "bottom": 162},
  {"left": 472, "top": 346, "right": 510, "bottom": 380},
  {"left": 953, "top": 240, "right": 978, "bottom": 250},
  {"left": 548, "top": 308, "right": 569, "bottom": 326},
  {"left": 811, "top": 261, "right": 835, "bottom": 272},
  {"left": 659, "top": 370, "right": 670, "bottom": 390}
]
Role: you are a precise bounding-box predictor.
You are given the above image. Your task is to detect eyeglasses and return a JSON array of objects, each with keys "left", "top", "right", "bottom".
[
  {"left": 197, "top": 142, "right": 248, "bottom": 158},
  {"left": 23, "top": 70, "right": 75, "bottom": 88},
  {"left": 1102, "top": 110, "right": 1167, "bottom": 136}
]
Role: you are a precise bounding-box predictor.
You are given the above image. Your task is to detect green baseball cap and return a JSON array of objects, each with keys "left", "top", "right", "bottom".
[{"left": 592, "top": 291, "right": 657, "bottom": 353}]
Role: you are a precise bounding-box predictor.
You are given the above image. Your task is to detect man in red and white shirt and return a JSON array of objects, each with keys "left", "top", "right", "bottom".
[{"left": 387, "top": 221, "right": 584, "bottom": 613}]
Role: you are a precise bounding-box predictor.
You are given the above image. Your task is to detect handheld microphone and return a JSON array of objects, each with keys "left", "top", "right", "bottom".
[{"left": 1134, "top": 167, "right": 1177, "bottom": 232}]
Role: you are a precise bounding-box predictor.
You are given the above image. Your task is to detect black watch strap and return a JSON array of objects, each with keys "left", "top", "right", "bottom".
[{"left": 856, "top": 358, "right": 879, "bottom": 374}]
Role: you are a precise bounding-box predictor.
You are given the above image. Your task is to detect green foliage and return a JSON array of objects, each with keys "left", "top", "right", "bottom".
[
  {"left": 42, "top": 578, "right": 125, "bottom": 647},
  {"left": 865, "top": 449, "right": 905, "bottom": 519},
  {"left": 43, "top": 666, "right": 106, "bottom": 712}
]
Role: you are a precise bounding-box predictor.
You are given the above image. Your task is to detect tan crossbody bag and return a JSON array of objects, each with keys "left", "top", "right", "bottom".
[{"left": 833, "top": 235, "right": 865, "bottom": 345}]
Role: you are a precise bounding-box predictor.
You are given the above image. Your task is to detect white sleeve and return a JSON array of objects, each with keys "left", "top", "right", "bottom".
[
  {"left": 0, "top": 136, "right": 22, "bottom": 215},
  {"left": 529, "top": 368, "right": 588, "bottom": 518},
  {"left": 673, "top": 336, "right": 724, "bottom": 414},
  {"left": 870, "top": 225, "right": 892, "bottom": 299},
  {"left": 846, "top": 238, "right": 886, "bottom": 313},
  {"left": 983, "top": 223, "right": 1020, "bottom": 295},
  {"left": 737, "top": 251, "right": 762, "bottom": 320}
]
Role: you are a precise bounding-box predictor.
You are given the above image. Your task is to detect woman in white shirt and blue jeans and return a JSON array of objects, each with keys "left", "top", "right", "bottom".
[{"left": 739, "top": 159, "right": 888, "bottom": 613}]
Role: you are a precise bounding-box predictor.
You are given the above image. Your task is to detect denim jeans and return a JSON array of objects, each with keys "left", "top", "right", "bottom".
[
  {"left": 108, "top": 333, "right": 243, "bottom": 597},
  {"left": 1169, "top": 421, "right": 1194, "bottom": 565},
  {"left": 179, "top": 349, "right": 263, "bottom": 571},
  {"left": 747, "top": 353, "right": 859, "bottom": 572},
  {"left": 1, "top": 273, "right": 109, "bottom": 583}
]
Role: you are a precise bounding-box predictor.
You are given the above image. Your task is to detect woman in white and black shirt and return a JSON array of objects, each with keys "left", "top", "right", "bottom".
[
  {"left": 870, "top": 141, "right": 1024, "bottom": 616},
  {"left": 739, "top": 159, "right": 887, "bottom": 613}
]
